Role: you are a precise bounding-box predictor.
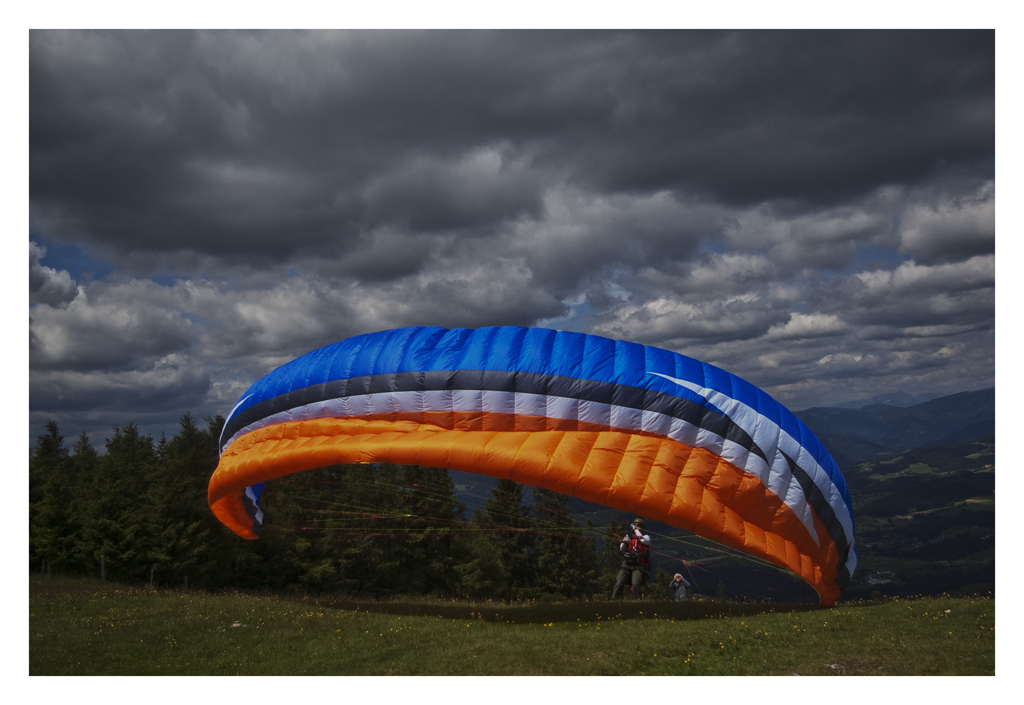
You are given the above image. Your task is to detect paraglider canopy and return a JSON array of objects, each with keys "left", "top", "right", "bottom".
[{"left": 209, "top": 326, "right": 856, "bottom": 605}]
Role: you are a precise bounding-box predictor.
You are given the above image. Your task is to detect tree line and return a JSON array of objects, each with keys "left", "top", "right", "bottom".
[{"left": 30, "top": 414, "right": 674, "bottom": 600}]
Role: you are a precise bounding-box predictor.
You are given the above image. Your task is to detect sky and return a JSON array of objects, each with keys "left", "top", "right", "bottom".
[{"left": 27, "top": 29, "right": 997, "bottom": 445}]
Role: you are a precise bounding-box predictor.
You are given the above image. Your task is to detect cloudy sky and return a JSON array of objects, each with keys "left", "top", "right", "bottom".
[{"left": 28, "top": 29, "right": 996, "bottom": 444}]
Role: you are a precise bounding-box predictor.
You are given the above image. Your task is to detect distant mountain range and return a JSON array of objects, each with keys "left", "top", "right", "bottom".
[
  {"left": 829, "top": 391, "right": 943, "bottom": 409},
  {"left": 795, "top": 388, "right": 995, "bottom": 468}
]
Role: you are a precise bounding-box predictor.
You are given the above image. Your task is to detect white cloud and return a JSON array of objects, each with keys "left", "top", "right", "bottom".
[
  {"left": 725, "top": 192, "right": 899, "bottom": 272},
  {"left": 766, "top": 313, "right": 850, "bottom": 340},
  {"left": 854, "top": 255, "right": 994, "bottom": 298},
  {"left": 591, "top": 292, "right": 786, "bottom": 344},
  {"left": 30, "top": 280, "right": 193, "bottom": 370},
  {"left": 29, "top": 241, "right": 78, "bottom": 308}
]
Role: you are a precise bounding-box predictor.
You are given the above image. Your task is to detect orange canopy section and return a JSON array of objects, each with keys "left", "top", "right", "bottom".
[{"left": 210, "top": 417, "right": 842, "bottom": 605}]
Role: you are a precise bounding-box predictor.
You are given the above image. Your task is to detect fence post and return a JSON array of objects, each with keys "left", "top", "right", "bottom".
[
  {"left": 41, "top": 559, "right": 45, "bottom": 575},
  {"left": 150, "top": 568, "right": 154, "bottom": 587},
  {"left": 100, "top": 554, "right": 105, "bottom": 583},
  {"left": 184, "top": 575, "right": 188, "bottom": 592}
]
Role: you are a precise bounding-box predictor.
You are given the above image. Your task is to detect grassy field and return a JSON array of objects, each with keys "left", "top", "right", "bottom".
[{"left": 29, "top": 576, "right": 994, "bottom": 676}]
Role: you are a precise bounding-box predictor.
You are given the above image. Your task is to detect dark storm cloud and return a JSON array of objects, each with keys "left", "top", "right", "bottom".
[
  {"left": 576, "top": 31, "right": 994, "bottom": 205},
  {"left": 30, "top": 356, "right": 212, "bottom": 414},
  {"left": 28, "top": 29, "right": 996, "bottom": 441},
  {"left": 362, "top": 145, "right": 545, "bottom": 234},
  {"left": 897, "top": 181, "right": 994, "bottom": 264},
  {"left": 30, "top": 30, "right": 993, "bottom": 270}
]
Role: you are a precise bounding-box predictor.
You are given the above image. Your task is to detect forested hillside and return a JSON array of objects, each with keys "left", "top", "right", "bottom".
[
  {"left": 29, "top": 416, "right": 622, "bottom": 600},
  {"left": 30, "top": 393, "right": 996, "bottom": 603},
  {"left": 840, "top": 438, "right": 994, "bottom": 599}
]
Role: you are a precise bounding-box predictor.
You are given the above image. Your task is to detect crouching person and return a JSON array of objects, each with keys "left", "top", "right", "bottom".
[{"left": 670, "top": 572, "right": 692, "bottom": 601}]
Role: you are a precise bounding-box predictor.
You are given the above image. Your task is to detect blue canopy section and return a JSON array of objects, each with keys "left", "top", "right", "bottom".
[{"left": 221, "top": 326, "right": 852, "bottom": 516}]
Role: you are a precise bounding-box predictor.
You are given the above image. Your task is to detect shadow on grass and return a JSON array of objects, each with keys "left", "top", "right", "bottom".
[
  {"left": 30, "top": 575, "right": 842, "bottom": 626},
  {"left": 306, "top": 595, "right": 828, "bottom": 624}
]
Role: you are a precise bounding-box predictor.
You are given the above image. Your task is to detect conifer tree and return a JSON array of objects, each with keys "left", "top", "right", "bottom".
[
  {"left": 81, "top": 423, "right": 157, "bottom": 582},
  {"left": 29, "top": 422, "right": 70, "bottom": 570},
  {"left": 601, "top": 518, "right": 628, "bottom": 588},
  {"left": 481, "top": 479, "right": 537, "bottom": 598},
  {"left": 30, "top": 421, "right": 66, "bottom": 507},
  {"left": 253, "top": 464, "right": 351, "bottom": 592},
  {"left": 393, "top": 464, "right": 466, "bottom": 594},
  {"left": 453, "top": 510, "right": 504, "bottom": 598},
  {"left": 145, "top": 413, "right": 218, "bottom": 587},
  {"left": 533, "top": 488, "right": 600, "bottom": 599}
]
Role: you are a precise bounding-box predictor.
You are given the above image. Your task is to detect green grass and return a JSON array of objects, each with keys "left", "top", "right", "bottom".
[{"left": 29, "top": 576, "right": 994, "bottom": 675}]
